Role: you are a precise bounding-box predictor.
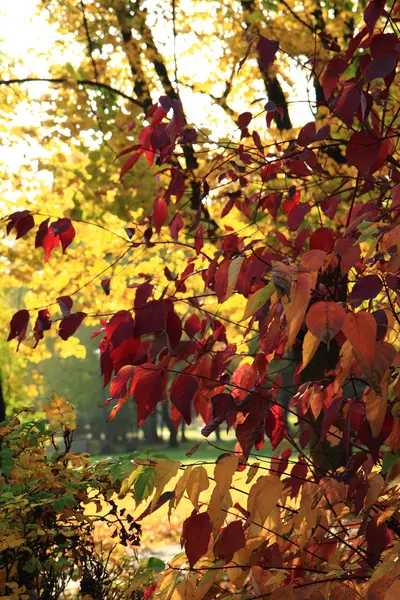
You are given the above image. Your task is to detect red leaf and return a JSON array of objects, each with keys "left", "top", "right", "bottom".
[
  {"left": 366, "top": 517, "right": 390, "bottom": 567},
  {"left": 134, "top": 281, "right": 153, "bottom": 308},
  {"left": 6, "top": 210, "right": 35, "bottom": 239},
  {"left": 8, "top": 309, "right": 30, "bottom": 349},
  {"left": 33, "top": 309, "right": 51, "bottom": 347},
  {"left": 336, "top": 83, "right": 361, "bottom": 127},
  {"left": 320, "top": 197, "right": 340, "bottom": 219},
  {"left": 100, "top": 337, "right": 113, "bottom": 387},
  {"left": 238, "top": 112, "right": 252, "bottom": 129},
  {"left": 365, "top": 55, "right": 398, "bottom": 83},
  {"left": 59, "top": 312, "right": 87, "bottom": 340},
  {"left": 110, "top": 365, "right": 135, "bottom": 402},
  {"left": 185, "top": 313, "right": 202, "bottom": 337},
  {"left": 310, "top": 227, "right": 335, "bottom": 252},
  {"left": 181, "top": 510, "right": 213, "bottom": 568},
  {"left": 169, "top": 368, "right": 198, "bottom": 424},
  {"left": 166, "top": 310, "right": 182, "bottom": 350},
  {"left": 346, "top": 129, "right": 392, "bottom": 176},
  {"left": 35, "top": 219, "right": 60, "bottom": 262},
  {"left": 132, "top": 364, "right": 166, "bottom": 426},
  {"left": 256, "top": 35, "right": 279, "bottom": 71},
  {"left": 137, "top": 490, "right": 175, "bottom": 521},
  {"left": 286, "top": 455, "right": 308, "bottom": 498},
  {"left": 195, "top": 226, "right": 204, "bottom": 255},
  {"left": 56, "top": 296, "right": 73, "bottom": 317},
  {"left": 364, "top": 0, "right": 386, "bottom": 33},
  {"left": 51, "top": 218, "right": 75, "bottom": 252},
  {"left": 153, "top": 197, "right": 168, "bottom": 233},
  {"left": 120, "top": 151, "right": 141, "bottom": 179},
  {"left": 213, "top": 521, "right": 246, "bottom": 564},
  {"left": 101, "top": 278, "right": 111, "bottom": 296},
  {"left": 297, "top": 121, "right": 317, "bottom": 147},
  {"left": 287, "top": 203, "right": 311, "bottom": 231},
  {"left": 350, "top": 275, "right": 383, "bottom": 304},
  {"left": 265, "top": 404, "right": 286, "bottom": 450},
  {"left": 169, "top": 212, "right": 184, "bottom": 241},
  {"left": 201, "top": 393, "right": 237, "bottom": 437},
  {"left": 321, "top": 55, "right": 347, "bottom": 99},
  {"left": 134, "top": 299, "right": 170, "bottom": 336}
]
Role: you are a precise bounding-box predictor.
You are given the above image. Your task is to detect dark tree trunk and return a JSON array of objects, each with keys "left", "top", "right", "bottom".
[
  {"left": 141, "top": 412, "right": 161, "bottom": 445},
  {"left": 161, "top": 404, "right": 179, "bottom": 448},
  {"left": 0, "top": 374, "right": 6, "bottom": 422},
  {"left": 180, "top": 420, "right": 187, "bottom": 442}
]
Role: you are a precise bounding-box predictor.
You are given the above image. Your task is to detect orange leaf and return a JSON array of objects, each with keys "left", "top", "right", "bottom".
[
  {"left": 342, "top": 311, "right": 376, "bottom": 370},
  {"left": 305, "top": 301, "right": 346, "bottom": 344},
  {"left": 366, "top": 390, "right": 387, "bottom": 438},
  {"left": 285, "top": 271, "right": 314, "bottom": 348},
  {"left": 300, "top": 330, "right": 321, "bottom": 371},
  {"left": 299, "top": 249, "right": 326, "bottom": 272},
  {"left": 334, "top": 340, "right": 354, "bottom": 392},
  {"left": 385, "top": 418, "right": 400, "bottom": 452}
]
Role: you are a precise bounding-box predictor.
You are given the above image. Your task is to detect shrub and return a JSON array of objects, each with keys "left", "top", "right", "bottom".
[{"left": 0, "top": 398, "right": 142, "bottom": 599}]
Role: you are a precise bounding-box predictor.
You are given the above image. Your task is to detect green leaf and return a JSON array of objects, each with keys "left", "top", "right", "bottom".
[
  {"left": 134, "top": 467, "right": 155, "bottom": 505},
  {"left": 358, "top": 221, "right": 373, "bottom": 230},
  {"left": 62, "top": 495, "right": 77, "bottom": 508},
  {"left": 240, "top": 281, "right": 274, "bottom": 321},
  {"left": 0, "top": 448, "right": 14, "bottom": 476},
  {"left": 382, "top": 451, "right": 400, "bottom": 474},
  {"left": 144, "top": 557, "right": 166, "bottom": 572}
]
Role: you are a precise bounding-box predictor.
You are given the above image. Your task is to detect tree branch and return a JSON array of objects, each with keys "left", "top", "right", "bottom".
[
  {"left": 79, "top": 0, "right": 99, "bottom": 81},
  {"left": 0, "top": 77, "right": 143, "bottom": 107}
]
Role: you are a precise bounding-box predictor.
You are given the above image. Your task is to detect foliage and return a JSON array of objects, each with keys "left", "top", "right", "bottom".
[
  {"left": 0, "top": 403, "right": 149, "bottom": 599},
  {"left": 2, "top": 0, "right": 400, "bottom": 598}
]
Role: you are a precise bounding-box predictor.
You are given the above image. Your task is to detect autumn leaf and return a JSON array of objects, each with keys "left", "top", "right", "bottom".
[
  {"left": 366, "top": 390, "right": 387, "bottom": 439},
  {"left": 181, "top": 510, "right": 213, "bottom": 568},
  {"left": 186, "top": 465, "right": 209, "bottom": 509},
  {"left": 240, "top": 281, "right": 275, "bottom": 321},
  {"left": 342, "top": 310, "right": 377, "bottom": 370},
  {"left": 300, "top": 330, "right": 321, "bottom": 371},
  {"left": 305, "top": 301, "right": 346, "bottom": 344}
]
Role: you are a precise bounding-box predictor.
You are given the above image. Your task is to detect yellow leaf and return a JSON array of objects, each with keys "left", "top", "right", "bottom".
[
  {"left": 366, "top": 390, "right": 387, "bottom": 438},
  {"left": 44, "top": 392, "right": 76, "bottom": 431},
  {"left": 151, "top": 459, "right": 180, "bottom": 508},
  {"left": 247, "top": 475, "right": 283, "bottom": 537},
  {"left": 300, "top": 330, "right": 320, "bottom": 371},
  {"left": 364, "top": 473, "right": 384, "bottom": 509},
  {"left": 224, "top": 256, "right": 245, "bottom": 302},
  {"left": 285, "top": 271, "right": 314, "bottom": 348},
  {"left": 171, "top": 466, "right": 192, "bottom": 513},
  {"left": 226, "top": 546, "right": 251, "bottom": 589},
  {"left": 186, "top": 466, "right": 209, "bottom": 509},
  {"left": 214, "top": 454, "right": 238, "bottom": 498}
]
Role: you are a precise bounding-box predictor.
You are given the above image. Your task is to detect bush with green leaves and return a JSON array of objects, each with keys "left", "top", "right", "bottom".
[{"left": 0, "top": 398, "right": 146, "bottom": 600}]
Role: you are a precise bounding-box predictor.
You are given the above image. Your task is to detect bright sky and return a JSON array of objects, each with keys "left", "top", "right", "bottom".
[{"left": 0, "top": 0, "right": 314, "bottom": 211}]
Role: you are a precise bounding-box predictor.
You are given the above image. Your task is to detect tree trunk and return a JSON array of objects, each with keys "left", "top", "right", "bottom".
[
  {"left": 141, "top": 412, "right": 161, "bottom": 445},
  {"left": 161, "top": 403, "right": 179, "bottom": 448},
  {"left": 0, "top": 374, "right": 6, "bottom": 422}
]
